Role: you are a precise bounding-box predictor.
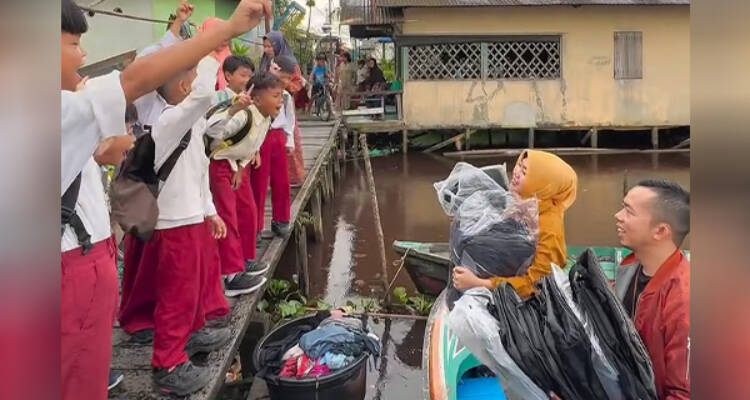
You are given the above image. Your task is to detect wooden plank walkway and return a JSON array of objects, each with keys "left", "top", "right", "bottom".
[{"left": 110, "top": 119, "right": 340, "bottom": 400}]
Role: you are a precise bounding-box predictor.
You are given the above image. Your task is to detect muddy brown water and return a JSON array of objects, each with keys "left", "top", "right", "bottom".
[{"left": 276, "top": 152, "right": 689, "bottom": 399}]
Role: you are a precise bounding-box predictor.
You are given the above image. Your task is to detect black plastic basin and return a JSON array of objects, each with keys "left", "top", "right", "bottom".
[{"left": 252, "top": 314, "right": 368, "bottom": 400}]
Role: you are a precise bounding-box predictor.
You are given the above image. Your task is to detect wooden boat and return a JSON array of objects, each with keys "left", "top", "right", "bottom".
[
  {"left": 423, "top": 289, "right": 506, "bottom": 400},
  {"left": 418, "top": 242, "right": 691, "bottom": 400},
  {"left": 394, "top": 240, "right": 690, "bottom": 297}
]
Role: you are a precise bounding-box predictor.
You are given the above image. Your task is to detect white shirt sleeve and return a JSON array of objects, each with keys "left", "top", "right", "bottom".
[
  {"left": 283, "top": 93, "right": 296, "bottom": 148},
  {"left": 202, "top": 167, "right": 217, "bottom": 217},
  {"left": 61, "top": 71, "right": 126, "bottom": 194},
  {"left": 205, "top": 109, "right": 248, "bottom": 140},
  {"left": 152, "top": 57, "right": 220, "bottom": 169},
  {"left": 138, "top": 31, "right": 181, "bottom": 58}
]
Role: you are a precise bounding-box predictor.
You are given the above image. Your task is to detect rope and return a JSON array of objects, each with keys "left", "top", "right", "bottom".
[{"left": 78, "top": 5, "right": 198, "bottom": 27}]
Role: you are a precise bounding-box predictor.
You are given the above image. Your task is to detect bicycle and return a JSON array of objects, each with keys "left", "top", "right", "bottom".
[{"left": 310, "top": 80, "right": 334, "bottom": 122}]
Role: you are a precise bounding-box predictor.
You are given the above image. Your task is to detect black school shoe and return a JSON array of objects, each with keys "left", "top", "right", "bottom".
[
  {"left": 129, "top": 327, "right": 230, "bottom": 353},
  {"left": 153, "top": 361, "right": 211, "bottom": 396},
  {"left": 245, "top": 260, "right": 270, "bottom": 276},
  {"left": 271, "top": 221, "right": 292, "bottom": 237},
  {"left": 224, "top": 273, "right": 267, "bottom": 297},
  {"left": 108, "top": 370, "right": 124, "bottom": 391},
  {"left": 185, "top": 327, "right": 231, "bottom": 357},
  {"left": 130, "top": 329, "right": 154, "bottom": 345}
]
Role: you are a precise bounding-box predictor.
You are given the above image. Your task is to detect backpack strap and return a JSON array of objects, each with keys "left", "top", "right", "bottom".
[
  {"left": 156, "top": 130, "right": 192, "bottom": 182},
  {"left": 207, "top": 109, "right": 254, "bottom": 158},
  {"left": 61, "top": 173, "right": 93, "bottom": 254},
  {"left": 223, "top": 109, "right": 254, "bottom": 146},
  {"left": 205, "top": 98, "right": 233, "bottom": 120}
]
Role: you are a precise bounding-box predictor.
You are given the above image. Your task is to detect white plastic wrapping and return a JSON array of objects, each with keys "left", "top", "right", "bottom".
[
  {"left": 434, "top": 162, "right": 539, "bottom": 279},
  {"left": 446, "top": 287, "right": 549, "bottom": 400}
]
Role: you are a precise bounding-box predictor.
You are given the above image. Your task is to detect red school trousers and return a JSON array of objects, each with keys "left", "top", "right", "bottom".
[
  {"left": 61, "top": 236, "right": 118, "bottom": 400},
  {"left": 209, "top": 159, "right": 258, "bottom": 274},
  {"left": 119, "top": 223, "right": 229, "bottom": 367},
  {"left": 250, "top": 128, "right": 291, "bottom": 232}
]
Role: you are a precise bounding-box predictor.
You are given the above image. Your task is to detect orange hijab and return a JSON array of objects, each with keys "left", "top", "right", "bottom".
[
  {"left": 489, "top": 150, "right": 578, "bottom": 298},
  {"left": 201, "top": 17, "right": 233, "bottom": 91}
]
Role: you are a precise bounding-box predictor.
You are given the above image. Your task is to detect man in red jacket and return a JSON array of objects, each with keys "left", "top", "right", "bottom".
[{"left": 614, "top": 179, "right": 690, "bottom": 399}]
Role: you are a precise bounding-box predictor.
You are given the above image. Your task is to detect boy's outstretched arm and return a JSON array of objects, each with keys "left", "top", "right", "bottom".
[{"left": 120, "top": 0, "right": 271, "bottom": 104}]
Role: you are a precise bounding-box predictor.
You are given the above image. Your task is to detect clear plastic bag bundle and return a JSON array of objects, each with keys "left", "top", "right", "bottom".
[{"left": 434, "top": 162, "right": 539, "bottom": 278}]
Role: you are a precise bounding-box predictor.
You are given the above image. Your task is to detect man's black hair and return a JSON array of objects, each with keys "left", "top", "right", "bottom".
[
  {"left": 635, "top": 179, "right": 690, "bottom": 246},
  {"left": 62, "top": 0, "right": 88, "bottom": 34},
  {"left": 357, "top": 59, "right": 366, "bottom": 66},
  {"left": 223, "top": 55, "right": 255, "bottom": 74},
  {"left": 273, "top": 55, "right": 297, "bottom": 74},
  {"left": 248, "top": 72, "right": 284, "bottom": 94},
  {"left": 316, "top": 53, "right": 326, "bottom": 61},
  {"left": 341, "top": 52, "right": 352, "bottom": 63}
]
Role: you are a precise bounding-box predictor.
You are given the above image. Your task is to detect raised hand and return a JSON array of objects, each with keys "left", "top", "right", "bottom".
[
  {"left": 175, "top": 0, "right": 195, "bottom": 23},
  {"left": 227, "top": 0, "right": 273, "bottom": 37}
]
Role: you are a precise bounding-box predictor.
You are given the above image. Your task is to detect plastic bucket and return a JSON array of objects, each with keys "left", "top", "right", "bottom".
[{"left": 252, "top": 315, "right": 368, "bottom": 400}]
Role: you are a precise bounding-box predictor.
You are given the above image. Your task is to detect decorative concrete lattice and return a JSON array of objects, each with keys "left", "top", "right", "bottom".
[
  {"left": 407, "top": 39, "right": 560, "bottom": 80},
  {"left": 408, "top": 42, "right": 482, "bottom": 80}
]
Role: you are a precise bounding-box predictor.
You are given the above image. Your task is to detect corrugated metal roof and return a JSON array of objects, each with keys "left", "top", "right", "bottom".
[
  {"left": 340, "top": 0, "right": 404, "bottom": 25},
  {"left": 377, "top": 0, "right": 688, "bottom": 7}
]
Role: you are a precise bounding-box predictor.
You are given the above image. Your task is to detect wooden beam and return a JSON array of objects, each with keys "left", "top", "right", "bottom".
[
  {"left": 310, "top": 188, "right": 324, "bottom": 242},
  {"left": 591, "top": 128, "right": 599, "bottom": 148},
  {"left": 651, "top": 127, "right": 659, "bottom": 149},
  {"left": 442, "top": 147, "right": 691, "bottom": 158},
  {"left": 402, "top": 129, "right": 409, "bottom": 154},
  {"left": 359, "top": 134, "right": 391, "bottom": 305},
  {"left": 466, "top": 128, "right": 473, "bottom": 150},
  {"left": 528, "top": 128, "right": 535, "bottom": 149},
  {"left": 672, "top": 138, "right": 690, "bottom": 149},
  {"left": 295, "top": 225, "right": 310, "bottom": 295},
  {"left": 423, "top": 130, "right": 470, "bottom": 153},
  {"left": 580, "top": 128, "right": 594, "bottom": 145}
]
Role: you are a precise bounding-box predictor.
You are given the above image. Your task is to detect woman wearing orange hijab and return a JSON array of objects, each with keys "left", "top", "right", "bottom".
[
  {"left": 453, "top": 150, "right": 578, "bottom": 299},
  {"left": 201, "top": 17, "right": 233, "bottom": 91}
]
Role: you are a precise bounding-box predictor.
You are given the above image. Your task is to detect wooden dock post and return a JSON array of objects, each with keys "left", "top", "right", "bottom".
[
  {"left": 651, "top": 127, "right": 659, "bottom": 149},
  {"left": 591, "top": 128, "right": 599, "bottom": 148},
  {"left": 295, "top": 224, "right": 310, "bottom": 296},
  {"left": 358, "top": 133, "right": 391, "bottom": 305},
  {"left": 396, "top": 93, "right": 408, "bottom": 154},
  {"left": 528, "top": 128, "right": 535, "bottom": 149},
  {"left": 310, "top": 187, "right": 324, "bottom": 242}
]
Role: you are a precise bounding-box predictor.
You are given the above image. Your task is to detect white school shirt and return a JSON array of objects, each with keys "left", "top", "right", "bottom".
[
  {"left": 270, "top": 90, "right": 295, "bottom": 148},
  {"left": 207, "top": 103, "right": 273, "bottom": 172},
  {"left": 152, "top": 57, "right": 228, "bottom": 230},
  {"left": 61, "top": 71, "right": 126, "bottom": 193},
  {"left": 133, "top": 31, "right": 180, "bottom": 130},
  {"left": 61, "top": 158, "right": 112, "bottom": 252},
  {"left": 61, "top": 72, "right": 125, "bottom": 252}
]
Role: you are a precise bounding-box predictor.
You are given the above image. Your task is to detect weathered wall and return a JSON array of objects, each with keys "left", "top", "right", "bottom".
[
  {"left": 81, "top": 1, "right": 156, "bottom": 65},
  {"left": 400, "top": 5, "right": 690, "bottom": 129}
]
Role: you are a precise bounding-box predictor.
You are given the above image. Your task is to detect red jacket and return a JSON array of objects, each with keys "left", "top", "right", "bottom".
[{"left": 616, "top": 249, "right": 690, "bottom": 399}]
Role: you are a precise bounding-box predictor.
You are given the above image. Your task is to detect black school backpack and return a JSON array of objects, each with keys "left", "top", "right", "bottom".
[{"left": 109, "top": 126, "right": 191, "bottom": 241}]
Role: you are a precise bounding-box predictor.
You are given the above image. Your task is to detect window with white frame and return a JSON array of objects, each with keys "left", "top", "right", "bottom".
[{"left": 406, "top": 37, "right": 561, "bottom": 81}]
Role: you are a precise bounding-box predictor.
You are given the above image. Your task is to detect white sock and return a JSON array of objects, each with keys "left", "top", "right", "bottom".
[{"left": 225, "top": 273, "right": 238, "bottom": 282}]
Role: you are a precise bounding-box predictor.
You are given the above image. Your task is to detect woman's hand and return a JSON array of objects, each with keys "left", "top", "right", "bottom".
[{"left": 452, "top": 266, "right": 492, "bottom": 291}]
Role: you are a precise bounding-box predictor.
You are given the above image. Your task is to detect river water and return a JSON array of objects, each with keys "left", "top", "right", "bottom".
[{"left": 280, "top": 151, "right": 690, "bottom": 399}]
